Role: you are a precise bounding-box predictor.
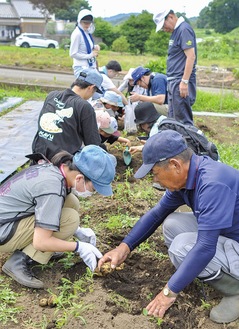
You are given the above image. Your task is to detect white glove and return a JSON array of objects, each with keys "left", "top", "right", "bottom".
[
  {"left": 74, "top": 227, "right": 96, "bottom": 247},
  {"left": 76, "top": 241, "right": 103, "bottom": 271}
]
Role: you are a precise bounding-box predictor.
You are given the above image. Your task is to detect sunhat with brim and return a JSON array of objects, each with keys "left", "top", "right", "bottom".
[
  {"left": 100, "top": 91, "right": 119, "bottom": 106},
  {"left": 77, "top": 9, "right": 93, "bottom": 24},
  {"left": 153, "top": 8, "right": 171, "bottom": 32},
  {"left": 101, "top": 117, "right": 118, "bottom": 134},
  {"left": 73, "top": 145, "right": 116, "bottom": 196},
  {"left": 81, "top": 15, "right": 93, "bottom": 22},
  {"left": 117, "top": 95, "right": 124, "bottom": 108},
  {"left": 134, "top": 102, "right": 160, "bottom": 125},
  {"left": 134, "top": 130, "right": 187, "bottom": 179}
]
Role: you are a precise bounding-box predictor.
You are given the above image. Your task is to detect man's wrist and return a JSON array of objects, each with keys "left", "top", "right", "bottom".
[
  {"left": 163, "top": 285, "right": 178, "bottom": 298},
  {"left": 181, "top": 78, "right": 189, "bottom": 85}
]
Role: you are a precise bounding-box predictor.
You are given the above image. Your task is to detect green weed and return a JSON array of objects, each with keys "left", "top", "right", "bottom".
[
  {"left": 0, "top": 276, "right": 22, "bottom": 325},
  {"left": 105, "top": 213, "right": 138, "bottom": 232},
  {"left": 48, "top": 268, "right": 94, "bottom": 328},
  {"left": 200, "top": 299, "right": 211, "bottom": 310},
  {"left": 109, "top": 292, "right": 131, "bottom": 312}
]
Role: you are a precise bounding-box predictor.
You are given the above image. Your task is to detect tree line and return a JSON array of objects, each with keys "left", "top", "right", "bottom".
[{"left": 31, "top": 0, "right": 239, "bottom": 60}]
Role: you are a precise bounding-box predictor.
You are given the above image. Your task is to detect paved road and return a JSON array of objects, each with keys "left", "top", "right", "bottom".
[
  {"left": 0, "top": 66, "right": 123, "bottom": 89},
  {"left": 0, "top": 67, "right": 75, "bottom": 88},
  {"left": 1, "top": 66, "right": 236, "bottom": 94}
]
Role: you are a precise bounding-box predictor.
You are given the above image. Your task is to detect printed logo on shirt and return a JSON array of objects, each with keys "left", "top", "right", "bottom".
[
  {"left": 39, "top": 107, "right": 74, "bottom": 134},
  {"left": 186, "top": 40, "right": 192, "bottom": 46}
]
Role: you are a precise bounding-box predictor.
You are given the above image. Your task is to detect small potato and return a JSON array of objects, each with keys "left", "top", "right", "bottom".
[
  {"left": 48, "top": 295, "right": 57, "bottom": 307},
  {"left": 39, "top": 298, "right": 48, "bottom": 307},
  {"left": 94, "top": 262, "right": 125, "bottom": 276}
]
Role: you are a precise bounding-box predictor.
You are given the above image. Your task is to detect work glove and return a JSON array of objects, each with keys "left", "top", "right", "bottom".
[
  {"left": 74, "top": 227, "right": 96, "bottom": 247},
  {"left": 75, "top": 241, "right": 103, "bottom": 272}
]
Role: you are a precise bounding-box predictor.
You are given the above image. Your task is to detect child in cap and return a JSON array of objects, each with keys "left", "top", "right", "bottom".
[
  {"left": 100, "top": 91, "right": 125, "bottom": 123},
  {"left": 96, "top": 110, "right": 131, "bottom": 149}
]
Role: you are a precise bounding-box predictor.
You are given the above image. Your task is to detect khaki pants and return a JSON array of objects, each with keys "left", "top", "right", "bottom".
[
  {"left": 153, "top": 104, "right": 168, "bottom": 116},
  {"left": 0, "top": 193, "right": 80, "bottom": 264}
]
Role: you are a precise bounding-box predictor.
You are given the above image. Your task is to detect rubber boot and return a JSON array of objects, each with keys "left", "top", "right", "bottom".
[
  {"left": 2, "top": 250, "right": 44, "bottom": 289},
  {"left": 207, "top": 272, "right": 239, "bottom": 323}
]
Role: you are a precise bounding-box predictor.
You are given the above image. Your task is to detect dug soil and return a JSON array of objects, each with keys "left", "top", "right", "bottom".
[{"left": 1, "top": 115, "right": 239, "bottom": 329}]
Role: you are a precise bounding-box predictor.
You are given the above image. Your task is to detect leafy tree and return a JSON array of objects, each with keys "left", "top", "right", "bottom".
[
  {"left": 120, "top": 11, "right": 155, "bottom": 54},
  {"left": 54, "top": 0, "right": 90, "bottom": 22},
  {"left": 145, "top": 30, "right": 169, "bottom": 56},
  {"left": 94, "top": 18, "right": 119, "bottom": 47},
  {"left": 210, "top": 0, "right": 239, "bottom": 33},
  {"left": 197, "top": 7, "right": 211, "bottom": 29},
  {"left": 198, "top": 0, "right": 239, "bottom": 33},
  {"left": 29, "top": 0, "right": 74, "bottom": 16},
  {"left": 112, "top": 36, "right": 130, "bottom": 53}
]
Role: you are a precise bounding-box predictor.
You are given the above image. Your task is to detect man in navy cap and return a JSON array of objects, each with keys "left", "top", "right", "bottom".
[
  {"left": 99, "top": 130, "right": 239, "bottom": 324},
  {"left": 130, "top": 66, "right": 168, "bottom": 115},
  {"left": 153, "top": 8, "right": 197, "bottom": 125},
  {"left": 32, "top": 68, "right": 103, "bottom": 160}
]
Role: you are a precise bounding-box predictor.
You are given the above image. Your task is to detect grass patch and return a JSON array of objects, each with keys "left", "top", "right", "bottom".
[
  {"left": 0, "top": 276, "right": 22, "bottom": 325},
  {"left": 49, "top": 269, "right": 94, "bottom": 328},
  {"left": 193, "top": 89, "right": 239, "bottom": 113},
  {"left": 218, "top": 143, "right": 239, "bottom": 169}
]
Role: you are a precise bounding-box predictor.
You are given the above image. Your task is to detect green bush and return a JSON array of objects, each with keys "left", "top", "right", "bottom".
[
  {"left": 60, "top": 38, "right": 71, "bottom": 49},
  {"left": 233, "top": 68, "right": 239, "bottom": 79},
  {"left": 146, "top": 58, "right": 167, "bottom": 74}
]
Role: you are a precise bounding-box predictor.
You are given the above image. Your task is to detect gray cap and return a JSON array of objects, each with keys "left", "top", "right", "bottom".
[{"left": 77, "top": 68, "right": 103, "bottom": 94}]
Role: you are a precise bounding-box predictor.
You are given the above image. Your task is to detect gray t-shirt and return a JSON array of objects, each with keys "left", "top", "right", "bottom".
[{"left": 0, "top": 163, "right": 67, "bottom": 233}]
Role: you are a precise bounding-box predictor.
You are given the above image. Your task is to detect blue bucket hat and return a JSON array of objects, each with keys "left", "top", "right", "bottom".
[
  {"left": 132, "top": 66, "right": 151, "bottom": 85},
  {"left": 134, "top": 130, "right": 188, "bottom": 179},
  {"left": 73, "top": 145, "right": 116, "bottom": 196},
  {"left": 77, "top": 68, "right": 103, "bottom": 94},
  {"left": 100, "top": 91, "right": 119, "bottom": 106}
]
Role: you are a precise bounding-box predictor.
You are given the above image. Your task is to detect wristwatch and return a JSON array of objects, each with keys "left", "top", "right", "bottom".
[
  {"left": 181, "top": 79, "right": 189, "bottom": 84},
  {"left": 163, "top": 287, "right": 177, "bottom": 298}
]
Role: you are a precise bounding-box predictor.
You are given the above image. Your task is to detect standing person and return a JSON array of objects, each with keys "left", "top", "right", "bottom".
[
  {"left": 70, "top": 9, "right": 100, "bottom": 78},
  {"left": 153, "top": 8, "right": 197, "bottom": 125},
  {"left": 94, "top": 60, "right": 128, "bottom": 105},
  {"left": 130, "top": 66, "right": 168, "bottom": 115},
  {"left": 32, "top": 68, "right": 103, "bottom": 161},
  {"left": 0, "top": 146, "right": 116, "bottom": 289},
  {"left": 99, "top": 130, "right": 239, "bottom": 324}
]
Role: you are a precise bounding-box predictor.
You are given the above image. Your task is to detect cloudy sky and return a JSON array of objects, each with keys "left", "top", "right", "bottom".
[{"left": 88, "top": 0, "right": 211, "bottom": 18}]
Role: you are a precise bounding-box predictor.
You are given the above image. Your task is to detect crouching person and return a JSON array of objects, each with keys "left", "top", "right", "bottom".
[
  {"left": 99, "top": 131, "right": 239, "bottom": 324},
  {"left": 0, "top": 145, "right": 115, "bottom": 289}
]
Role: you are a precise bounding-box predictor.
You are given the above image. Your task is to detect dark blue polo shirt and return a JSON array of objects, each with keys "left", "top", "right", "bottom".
[
  {"left": 123, "top": 154, "right": 239, "bottom": 292},
  {"left": 148, "top": 73, "right": 168, "bottom": 104},
  {"left": 167, "top": 21, "right": 197, "bottom": 79}
]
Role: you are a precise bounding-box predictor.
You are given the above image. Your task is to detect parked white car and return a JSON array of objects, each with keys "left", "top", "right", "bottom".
[{"left": 15, "top": 33, "right": 59, "bottom": 49}]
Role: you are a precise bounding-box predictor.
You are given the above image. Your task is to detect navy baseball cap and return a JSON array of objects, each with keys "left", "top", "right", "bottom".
[
  {"left": 77, "top": 68, "right": 103, "bottom": 94},
  {"left": 132, "top": 66, "right": 151, "bottom": 85},
  {"left": 134, "top": 130, "right": 188, "bottom": 179},
  {"left": 73, "top": 145, "right": 116, "bottom": 196}
]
